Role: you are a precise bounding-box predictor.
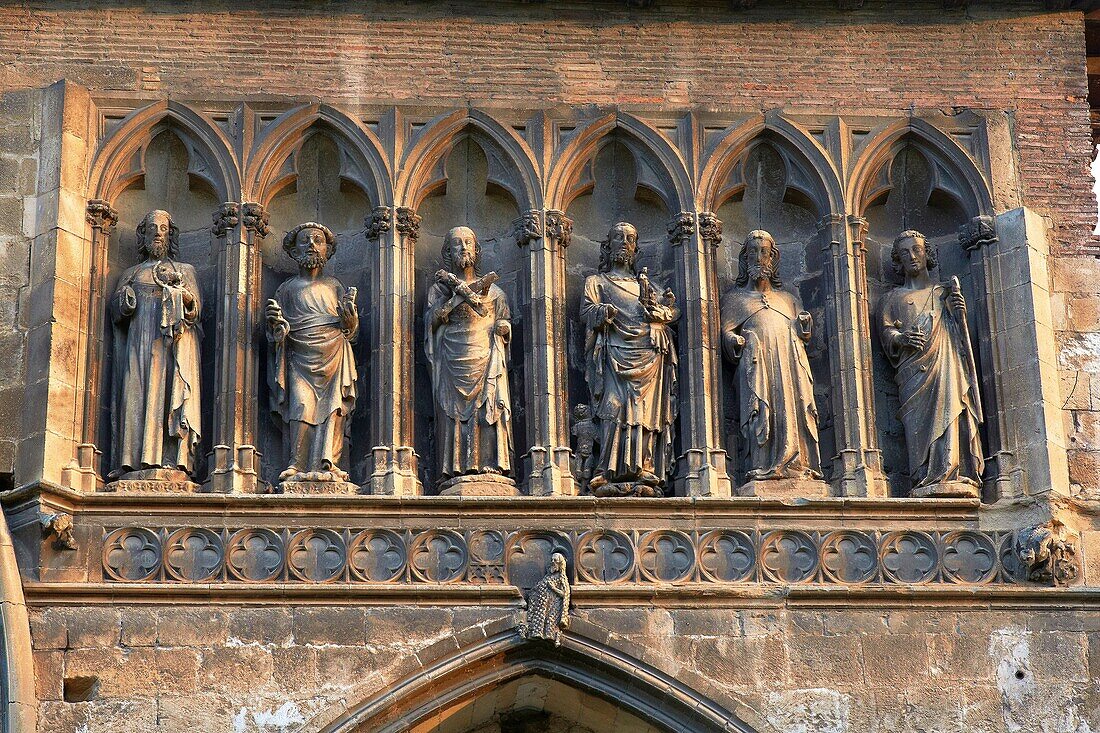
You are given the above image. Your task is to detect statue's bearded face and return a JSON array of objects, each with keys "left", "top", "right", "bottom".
[
  {"left": 292, "top": 227, "right": 329, "bottom": 269},
  {"left": 609, "top": 225, "right": 638, "bottom": 267},
  {"left": 745, "top": 236, "right": 776, "bottom": 283},
  {"left": 894, "top": 236, "right": 928, "bottom": 277},
  {"left": 447, "top": 227, "right": 478, "bottom": 270},
  {"left": 144, "top": 211, "right": 172, "bottom": 259}
]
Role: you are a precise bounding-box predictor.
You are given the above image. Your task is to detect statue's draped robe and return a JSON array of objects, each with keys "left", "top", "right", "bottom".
[
  {"left": 425, "top": 281, "right": 513, "bottom": 478},
  {"left": 721, "top": 288, "right": 821, "bottom": 480},
  {"left": 879, "top": 283, "right": 984, "bottom": 489},
  {"left": 269, "top": 276, "right": 357, "bottom": 472},
  {"left": 111, "top": 260, "right": 202, "bottom": 477},
  {"left": 582, "top": 273, "right": 678, "bottom": 482}
]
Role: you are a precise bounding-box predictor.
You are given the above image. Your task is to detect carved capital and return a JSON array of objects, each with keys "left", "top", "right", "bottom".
[
  {"left": 86, "top": 199, "right": 119, "bottom": 235},
  {"left": 697, "top": 212, "right": 723, "bottom": 248},
  {"left": 846, "top": 215, "right": 869, "bottom": 243},
  {"left": 395, "top": 207, "right": 421, "bottom": 243},
  {"left": 958, "top": 215, "right": 998, "bottom": 252},
  {"left": 1015, "top": 523, "right": 1078, "bottom": 587},
  {"left": 365, "top": 206, "right": 393, "bottom": 240},
  {"left": 212, "top": 202, "right": 240, "bottom": 239},
  {"left": 514, "top": 209, "right": 543, "bottom": 248},
  {"left": 241, "top": 202, "right": 270, "bottom": 238},
  {"left": 40, "top": 512, "right": 76, "bottom": 551},
  {"left": 667, "top": 212, "right": 696, "bottom": 246},
  {"left": 546, "top": 210, "right": 573, "bottom": 248}
]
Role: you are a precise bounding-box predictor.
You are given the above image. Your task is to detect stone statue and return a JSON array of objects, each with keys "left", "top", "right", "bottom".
[
  {"left": 424, "top": 226, "right": 515, "bottom": 494},
  {"left": 878, "top": 230, "right": 984, "bottom": 497},
  {"left": 266, "top": 222, "right": 358, "bottom": 488},
  {"left": 571, "top": 403, "right": 599, "bottom": 491},
  {"left": 581, "top": 222, "right": 679, "bottom": 497},
  {"left": 721, "top": 231, "right": 823, "bottom": 491},
  {"left": 520, "top": 552, "right": 570, "bottom": 646},
  {"left": 109, "top": 209, "right": 202, "bottom": 483}
]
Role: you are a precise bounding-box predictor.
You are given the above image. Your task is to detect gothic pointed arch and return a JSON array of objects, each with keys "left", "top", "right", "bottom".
[
  {"left": 546, "top": 112, "right": 693, "bottom": 214},
  {"left": 245, "top": 103, "right": 392, "bottom": 207},
  {"left": 848, "top": 117, "right": 994, "bottom": 219},
  {"left": 87, "top": 99, "right": 240, "bottom": 203},
  {"left": 317, "top": 623, "right": 760, "bottom": 733},
  {"left": 396, "top": 109, "right": 542, "bottom": 212},
  {"left": 699, "top": 114, "right": 842, "bottom": 218}
]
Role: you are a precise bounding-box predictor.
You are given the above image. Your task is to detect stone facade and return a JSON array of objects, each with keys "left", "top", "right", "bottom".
[{"left": 0, "top": 2, "right": 1099, "bottom": 732}]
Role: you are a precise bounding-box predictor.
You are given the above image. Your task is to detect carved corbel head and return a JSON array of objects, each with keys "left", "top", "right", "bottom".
[
  {"left": 40, "top": 512, "right": 76, "bottom": 551},
  {"left": 1015, "top": 523, "right": 1078, "bottom": 587}
]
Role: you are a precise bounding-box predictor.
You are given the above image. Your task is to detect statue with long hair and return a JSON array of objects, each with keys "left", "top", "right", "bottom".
[
  {"left": 721, "top": 230, "right": 822, "bottom": 487},
  {"left": 580, "top": 222, "right": 679, "bottom": 496},
  {"left": 424, "top": 226, "right": 514, "bottom": 492},
  {"left": 109, "top": 209, "right": 202, "bottom": 482},
  {"left": 878, "top": 230, "right": 984, "bottom": 497}
]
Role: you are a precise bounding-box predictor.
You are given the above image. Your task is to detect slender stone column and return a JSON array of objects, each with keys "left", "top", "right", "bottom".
[
  {"left": 61, "top": 200, "right": 118, "bottom": 491},
  {"left": 207, "top": 202, "right": 267, "bottom": 494},
  {"left": 515, "top": 209, "right": 577, "bottom": 496},
  {"left": 367, "top": 206, "right": 421, "bottom": 496},
  {"left": 667, "top": 212, "right": 732, "bottom": 498},
  {"left": 818, "top": 214, "right": 888, "bottom": 497}
]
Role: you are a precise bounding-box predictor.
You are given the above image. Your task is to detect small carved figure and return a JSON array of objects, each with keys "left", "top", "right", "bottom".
[
  {"left": 571, "top": 404, "right": 599, "bottom": 490},
  {"left": 581, "top": 222, "right": 679, "bottom": 497},
  {"left": 39, "top": 512, "right": 76, "bottom": 551},
  {"left": 425, "top": 226, "right": 514, "bottom": 489},
  {"left": 878, "top": 230, "right": 984, "bottom": 496},
  {"left": 520, "top": 552, "right": 570, "bottom": 646},
  {"left": 721, "top": 231, "right": 822, "bottom": 481},
  {"left": 266, "top": 222, "right": 358, "bottom": 484},
  {"left": 109, "top": 210, "right": 202, "bottom": 481},
  {"left": 1016, "top": 524, "right": 1078, "bottom": 586}
]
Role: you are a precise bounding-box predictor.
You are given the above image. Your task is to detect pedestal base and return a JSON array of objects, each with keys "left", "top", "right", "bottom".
[
  {"left": 104, "top": 469, "right": 199, "bottom": 493},
  {"left": 275, "top": 480, "right": 361, "bottom": 495},
  {"left": 737, "top": 477, "right": 830, "bottom": 499},
  {"left": 911, "top": 480, "right": 981, "bottom": 499},
  {"left": 439, "top": 473, "right": 519, "bottom": 496}
]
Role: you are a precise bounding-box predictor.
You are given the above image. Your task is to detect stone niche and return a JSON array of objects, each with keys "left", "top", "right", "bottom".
[{"left": 25, "top": 91, "right": 1067, "bottom": 507}]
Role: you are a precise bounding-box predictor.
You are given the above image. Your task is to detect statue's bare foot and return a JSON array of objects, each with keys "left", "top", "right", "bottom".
[
  {"left": 279, "top": 465, "right": 299, "bottom": 481},
  {"left": 589, "top": 473, "right": 609, "bottom": 491},
  {"left": 639, "top": 470, "right": 661, "bottom": 486},
  {"left": 480, "top": 467, "right": 501, "bottom": 475}
]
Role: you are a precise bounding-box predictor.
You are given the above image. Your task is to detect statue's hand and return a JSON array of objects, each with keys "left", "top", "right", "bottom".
[
  {"left": 947, "top": 289, "right": 966, "bottom": 315},
  {"left": 603, "top": 303, "right": 619, "bottom": 325},
  {"left": 901, "top": 329, "right": 926, "bottom": 352},
  {"left": 182, "top": 289, "right": 195, "bottom": 309},
  {"left": 265, "top": 299, "right": 289, "bottom": 342},
  {"left": 495, "top": 320, "right": 511, "bottom": 339},
  {"left": 119, "top": 285, "right": 137, "bottom": 316},
  {"left": 729, "top": 332, "right": 746, "bottom": 350},
  {"left": 662, "top": 288, "right": 676, "bottom": 306}
]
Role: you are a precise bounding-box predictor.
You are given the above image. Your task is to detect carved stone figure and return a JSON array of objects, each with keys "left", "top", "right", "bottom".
[
  {"left": 581, "top": 222, "right": 679, "bottom": 497},
  {"left": 878, "top": 230, "right": 984, "bottom": 497},
  {"left": 109, "top": 209, "right": 202, "bottom": 484},
  {"left": 721, "top": 231, "right": 823, "bottom": 493},
  {"left": 1015, "top": 523, "right": 1078, "bottom": 586},
  {"left": 266, "top": 222, "right": 358, "bottom": 488},
  {"left": 425, "top": 226, "right": 515, "bottom": 494},
  {"left": 520, "top": 552, "right": 570, "bottom": 646},
  {"left": 571, "top": 403, "right": 599, "bottom": 491}
]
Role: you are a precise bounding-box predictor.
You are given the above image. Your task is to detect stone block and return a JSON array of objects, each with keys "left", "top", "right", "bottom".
[
  {"left": 228, "top": 608, "right": 293, "bottom": 646},
  {"left": 1027, "top": 632, "right": 1088, "bottom": 682},
  {"left": 315, "top": 645, "right": 382, "bottom": 687},
  {"left": 28, "top": 607, "right": 67, "bottom": 650},
  {"left": 156, "top": 608, "right": 229, "bottom": 647},
  {"left": 363, "top": 606, "right": 451, "bottom": 645},
  {"left": 271, "top": 646, "right": 319, "bottom": 690},
  {"left": 33, "top": 649, "right": 62, "bottom": 702},
  {"left": 65, "top": 607, "right": 120, "bottom": 649},
  {"left": 198, "top": 646, "right": 274, "bottom": 692},
  {"left": 120, "top": 608, "right": 158, "bottom": 648},
  {"left": 293, "top": 607, "right": 366, "bottom": 647},
  {"left": 786, "top": 632, "right": 863, "bottom": 686},
  {"left": 860, "top": 633, "right": 931, "bottom": 685}
]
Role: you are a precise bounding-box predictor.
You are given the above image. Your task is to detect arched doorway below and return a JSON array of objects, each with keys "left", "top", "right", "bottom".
[{"left": 412, "top": 674, "right": 665, "bottom": 733}]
